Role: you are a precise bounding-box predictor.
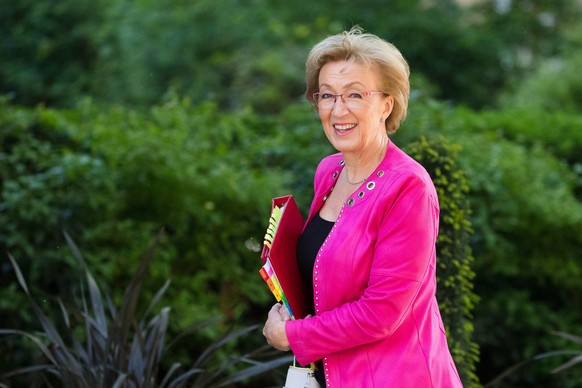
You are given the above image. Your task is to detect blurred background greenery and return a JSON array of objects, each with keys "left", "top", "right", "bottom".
[{"left": 1, "top": 0, "right": 582, "bottom": 386}]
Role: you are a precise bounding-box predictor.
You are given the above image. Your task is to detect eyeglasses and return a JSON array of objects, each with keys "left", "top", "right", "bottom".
[{"left": 312, "top": 91, "right": 387, "bottom": 110}]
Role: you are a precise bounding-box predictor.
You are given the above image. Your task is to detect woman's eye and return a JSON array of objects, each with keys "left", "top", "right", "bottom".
[
  {"left": 348, "top": 92, "right": 364, "bottom": 99},
  {"left": 320, "top": 93, "right": 334, "bottom": 100}
]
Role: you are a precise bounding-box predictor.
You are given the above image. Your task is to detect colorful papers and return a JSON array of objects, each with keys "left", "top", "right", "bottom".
[
  {"left": 263, "top": 205, "right": 283, "bottom": 250},
  {"left": 259, "top": 258, "right": 291, "bottom": 315},
  {"left": 259, "top": 195, "right": 308, "bottom": 320}
]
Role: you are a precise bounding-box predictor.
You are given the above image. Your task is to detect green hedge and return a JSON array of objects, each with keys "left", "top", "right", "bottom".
[
  {"left": 1, "top": 99, "right": 480, "bottom": 386},
  {"left": 397, "top": 98, "right": 582, "bottom": 386},
  {"left": 405, "top": 137, "right": 479, "bottom": 387},
  {"left": 4, "top": 96, "right": 582, "bottom": 385}
]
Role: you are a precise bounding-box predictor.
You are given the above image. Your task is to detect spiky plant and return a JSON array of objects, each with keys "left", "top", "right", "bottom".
[
  {"left": 483, "top": 331, "right": 582, "bottom": 387},
  {"left": 0, "top": 231, "right": 292, "bottom": 387},
  {"left": 536, "top": 331, "right": 582, "bottom": 374}
]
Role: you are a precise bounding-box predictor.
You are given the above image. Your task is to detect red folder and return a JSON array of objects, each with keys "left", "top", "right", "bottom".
[{"left": 260, "top": 195, "right": 309, "bottom": 319}]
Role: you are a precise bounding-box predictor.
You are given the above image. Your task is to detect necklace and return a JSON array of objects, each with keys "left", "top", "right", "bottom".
[{"left": 345, "top": 172, "right": 366, "bottom": 185}]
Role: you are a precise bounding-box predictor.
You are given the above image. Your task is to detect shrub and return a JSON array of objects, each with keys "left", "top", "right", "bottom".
[
  {"left": 498, "top": 47, "right": 582, "bottom": 115},
  {"left": 395, "top": 99, "right": 582, "bottom": 385},
  {"left": 0, "top": 231, "right": 292, "bottom": 387},
  {"left": 405, "top": 136, "right": 480, "bottom": 387},
  {"left": 0, "top": 101, "right": 118, "bottom": 360},
  {"left": 0, "top": 0, "right": 102, "bottom": 106},
  {"left": 1, "top": 99, "right": 482, "bottom": 386}
]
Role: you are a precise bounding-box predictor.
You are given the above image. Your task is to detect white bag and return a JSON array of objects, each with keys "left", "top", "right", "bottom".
[{"left": 284, "top": 358, "right": 320, "bottom": 388}]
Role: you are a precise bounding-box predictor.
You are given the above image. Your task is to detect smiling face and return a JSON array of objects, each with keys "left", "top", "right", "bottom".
[{"left": 317, "top": 60, "right": 394, "bottom": 157}]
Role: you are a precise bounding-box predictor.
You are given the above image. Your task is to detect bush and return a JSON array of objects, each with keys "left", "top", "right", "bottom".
[
  {"left": 405, "top": 136, "right": 479, "bottom": 387},
  {"left": 1, "top": 231, "right": 292, "bottom": 387},
  {"left": 2, "top": 99, "right": 480, "bottom": 386},
  {"left": 0, "top": 98, "right": 318, "bottom": 383},
  {"left": 0, "top": 101, "right": 116, "bottom": 327},
  {"left": 498, "top": 23, "right": 582, "bottom": 116},
  {"left": 456, "top": 135, "right": 582, "bottom": 386},
  {"left": 0, "top": 0, "right": 102, "bottom": 106},
  {"left": 394, "top": 98, "right": 582, "bottom": 385}
]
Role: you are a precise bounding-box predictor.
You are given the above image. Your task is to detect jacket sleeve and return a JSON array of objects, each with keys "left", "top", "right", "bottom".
[{"left": 286, "top": 174, "right": 440, "bottom": 365}]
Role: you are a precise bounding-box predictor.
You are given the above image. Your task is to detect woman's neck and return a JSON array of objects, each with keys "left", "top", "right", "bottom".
[{"left": 342, "top": 136, "right": 389, "bottom": 184}]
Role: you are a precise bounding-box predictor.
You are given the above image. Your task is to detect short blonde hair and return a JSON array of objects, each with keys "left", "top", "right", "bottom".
[{"left": 305, "top": 27, "right": 410, "bottom": 134}]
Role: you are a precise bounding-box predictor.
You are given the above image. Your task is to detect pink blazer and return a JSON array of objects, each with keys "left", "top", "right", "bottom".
[{"left": 285, "top": 141, "right": 463, "bottom": 387}]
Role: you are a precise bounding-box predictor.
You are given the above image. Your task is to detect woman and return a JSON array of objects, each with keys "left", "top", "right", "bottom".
[{"left": 263, "top": 27, "right": 462, "bottom": 388}]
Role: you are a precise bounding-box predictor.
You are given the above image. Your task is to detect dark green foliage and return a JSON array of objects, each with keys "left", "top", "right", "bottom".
[
  {"left": 0, "top": 0, "right": 103, "bottom": 106},
  {"left": 537, "top": 332, "right": 582, "bottom": 377},
  {"left": 1, "top": 231, "right": 293, "bottom": 387},
  {"left": 486, "top": 331, "right": 582, "bottom": 387},
  {"left": 499, "top": 50, "right": 582, "bottom": 114},
  {"left": 405, "top": 137, "right": 479, "bottom": 388},
  {"left": 4, "top": 93, "right": 582, "bottom": 386},
  {"left": 443, "top": 107, "right": 582, "bottom": 167},
  {"left": 463, "top": 108, "right": 582, "bottom": 202},
  {"left": 0, "top": 101, "right": 118, "bottom": 348},
  {"left": 0, "top": 99, "right": 480, "bottom": 386},
  {"left": 0, "top": 98, "right": 320, "bottom": 386},
  {"left": 4, "top": 1, "right": 581, "bottom": 110},
  {"left": 71, "top": 99, "right": 295, "bottom": 328},
  {"left": 457, "top": 136, "right": 582, "bottom": 387},
  {"left": 396, "top": 99, "right": 582, "bottom": 386},
  {"left": 2, "top": 1, "right": 582, "bottom": 385}
]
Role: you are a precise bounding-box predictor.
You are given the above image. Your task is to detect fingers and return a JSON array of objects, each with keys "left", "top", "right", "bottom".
[
  {"left": 269, "top": 303, "right": 291, "bottom": 321},
  {"left": 263, "top": 304, "right": 291, "bottom": 351},
  {"left": 268, "top": 303, "right": 282, "bottom": 320}
]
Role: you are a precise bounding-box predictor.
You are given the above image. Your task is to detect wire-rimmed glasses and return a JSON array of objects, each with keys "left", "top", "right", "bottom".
[{"left": 313, "top": 90, "right": 387, "bottom": 110}]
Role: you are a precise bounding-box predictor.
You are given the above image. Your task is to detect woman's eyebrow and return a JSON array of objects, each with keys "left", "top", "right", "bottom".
[{"left": 319, "top": 81, "right": 366, "bottom": 90}]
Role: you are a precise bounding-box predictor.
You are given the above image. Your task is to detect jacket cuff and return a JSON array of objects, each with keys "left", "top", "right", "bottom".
[{"left": 285, "top": 319, "right": 310, "bottom": 366}]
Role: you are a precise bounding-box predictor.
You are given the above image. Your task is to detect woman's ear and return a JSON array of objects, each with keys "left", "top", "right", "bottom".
[{"left": 382, "top": 95, "right": 395, "bottom": 122}]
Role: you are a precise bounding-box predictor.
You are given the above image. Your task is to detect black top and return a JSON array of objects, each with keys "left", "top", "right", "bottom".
[
  {"left": 296, "top": 212, "right": 334, "bottom": 314},
  {"left": 296, "top": 212, "right": 334, "bottom": 386}
]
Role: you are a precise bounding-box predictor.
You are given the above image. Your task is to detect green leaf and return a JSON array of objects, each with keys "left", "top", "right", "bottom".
[
  {"left": 552, "top": 331, "right": 582, "bottom": 345},
  {"left": 552, "top": 354, "right": 582, "bottom": 374},
  {"left": 192, "top": 324, "right": 259, "bottom": 369},
  {"left": 6, "top": 254, "right": 30, "bottom": 296},
  {"left": 0, "top": 329, "right": 57, "bottom": 365}
]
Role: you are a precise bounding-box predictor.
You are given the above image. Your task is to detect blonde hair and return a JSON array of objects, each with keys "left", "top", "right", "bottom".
[{"left": 305, "top": 27, "right": 410, "bottom": 134}]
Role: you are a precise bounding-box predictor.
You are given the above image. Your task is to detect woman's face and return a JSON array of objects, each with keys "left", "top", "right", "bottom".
[{"left": 317, "top": 60, "right": 393, "bottom": 156}]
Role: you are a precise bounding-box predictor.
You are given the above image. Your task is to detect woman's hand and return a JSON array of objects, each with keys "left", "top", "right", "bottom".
[{"left": 263, "top": 303, "right": 292, "bottom": 351}]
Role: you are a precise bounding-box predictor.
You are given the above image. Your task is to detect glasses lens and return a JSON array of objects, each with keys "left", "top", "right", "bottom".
[
  {"left": 315, "top": 91, "right": 381, "bottom": 109},
  {"left": 319, "top": 97, "right": 334, "bottom": 109},
  {"left": 314, "top": 93, "right": 330, "bottom": 109}
]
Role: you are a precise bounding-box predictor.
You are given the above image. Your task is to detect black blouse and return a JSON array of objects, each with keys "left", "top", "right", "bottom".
[{"left": 296, "top": 212, "right": 334, "bottom": 313}]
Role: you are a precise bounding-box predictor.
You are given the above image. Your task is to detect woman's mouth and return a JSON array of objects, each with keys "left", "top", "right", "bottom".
[{"left": 334, "top": 123, "right": 357, "bottom": 133}]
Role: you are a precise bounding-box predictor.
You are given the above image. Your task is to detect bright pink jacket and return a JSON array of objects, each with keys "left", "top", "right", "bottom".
[{"left": 285, "top": 141, "right": 463, "bottom": 387}]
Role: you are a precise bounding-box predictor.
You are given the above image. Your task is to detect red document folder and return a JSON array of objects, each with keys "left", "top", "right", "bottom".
[{"left": 260, "top": 195, "right": 309, "bottom": 320}]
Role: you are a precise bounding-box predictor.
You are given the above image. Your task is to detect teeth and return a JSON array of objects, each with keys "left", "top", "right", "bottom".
[{"left": 335, "top": 124, "right": 356, "bottom": 131}]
